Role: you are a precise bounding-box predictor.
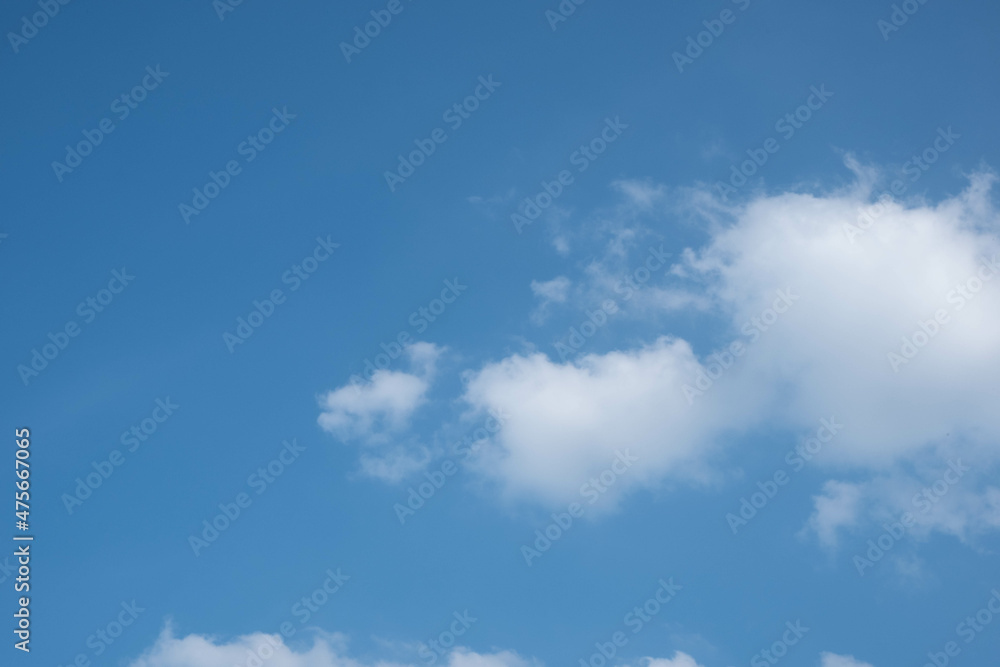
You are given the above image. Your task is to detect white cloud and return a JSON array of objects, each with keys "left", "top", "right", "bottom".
[
  {"left": 819, "top": 652, "right": 875, "bottom": 667},
  {"left": 128, "top": 626, "right": 345, "bottom": 667},
  {"left": 405, "top": 341, "right": 442, "bottom": 379},
  {"left": 129, "top": 627, "right": 866, "bottom": 667},
  {"left": 447, "top": 649, "right": 538, "bottom": 667},
  {"left": 804, "top": 481, "right": 864, "bottom": 548},
  {"left": 636, "top": 652, "right": 704, "bottom": 667},
  {"left": 461, "top": 337, "right": 758, "bottom": 508},
  {"left": 529, "top": 276, "right": 571, "bottom": 324},
  {"left": 127, "top": 627, "right": 536, "bottom": 667},
  {"left": 318, "top": 371, "right": 427, "bottom": 442},
  {"left": 320, "top": 165, "right": 1000, "bottom": 548},
  {"left": 530, "top": 276, "right": 571, "bottom": 303},
  {"left": 318, "top": 342, "right": 442, "bottom": 442},
  {"left": 357, "top": 445, "right": 435, "bottom": 483},
  {"left": 458, "top": 167, "right": 1000, "bottom": 525},
  {"left": 804, "top": 468, "right": 1000, "bottom": 549},
  {"left": 613, "top": 179, "right": 666, "bottom": 209},
  {"left": 678, "top": 171, "right": 1000, "bottom": 470},
  {"left": 317, "top": 343, "right": 442, "bottom": 472}
]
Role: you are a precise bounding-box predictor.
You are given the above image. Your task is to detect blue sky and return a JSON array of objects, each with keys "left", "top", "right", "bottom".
[{"left": 3, "top": 1, "right": 1000, "bottom": 666}]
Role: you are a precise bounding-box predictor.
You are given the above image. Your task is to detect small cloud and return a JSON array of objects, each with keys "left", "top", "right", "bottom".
[
  {"left": 529, "top": 276, "right": 571, "bottom": 324},
  {"left": 552, "top": 236, "right": 570, "bottom": 256},
  {"left": 359, "top": 445, "right": 434, "bottom": 483},
  {"left": 803, "top": 481, "right": 864, "bottom": 549},
  {"left": 819, "top": 652, "right": 876, "bottom": 667},
  {"left": 638, "top": 653, "right": 705, "bottom": 667},
  {"left": 317, "top": 343, "right": 442, "bottom": 444},
  {"left": 613, "top": 179, "right": 666, "bottom": 209}
]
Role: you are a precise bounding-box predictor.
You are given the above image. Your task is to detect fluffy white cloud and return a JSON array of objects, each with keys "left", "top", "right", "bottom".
[
  {"left": 819, "top": 652, "right": 875, "bottom": 667},
  {"left": 460, "top": 168, "right": 1000, "bottom": 519},
  {"left": 317, "top": 343, "right": 442, "bottom": 444},
  {"left": 636, "top": 652, "right": 704, "bottom": 667},
  {"left": 320, "top": 167, "right": 1000, "bottom": 547},
  {"left": 127, "top": 627, "right": 537, "bottom": 667},
  {"left": 679, "top": 171, "right": 1000, "bottom": 470},
  {"left": 128, "top": 627, "right": 347, "bottom": 667},
  {"left": 129, "top": 627, "right": 869, "bottom": 667},
  {"left": 461, "top": 337, "right": 759, "bottom": 508},
  {"left": 317, "top": 343, "right": 444, "bottom": 482},
  {"left": 317, "top": 372, "right": 426, "bottom": 439}
]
